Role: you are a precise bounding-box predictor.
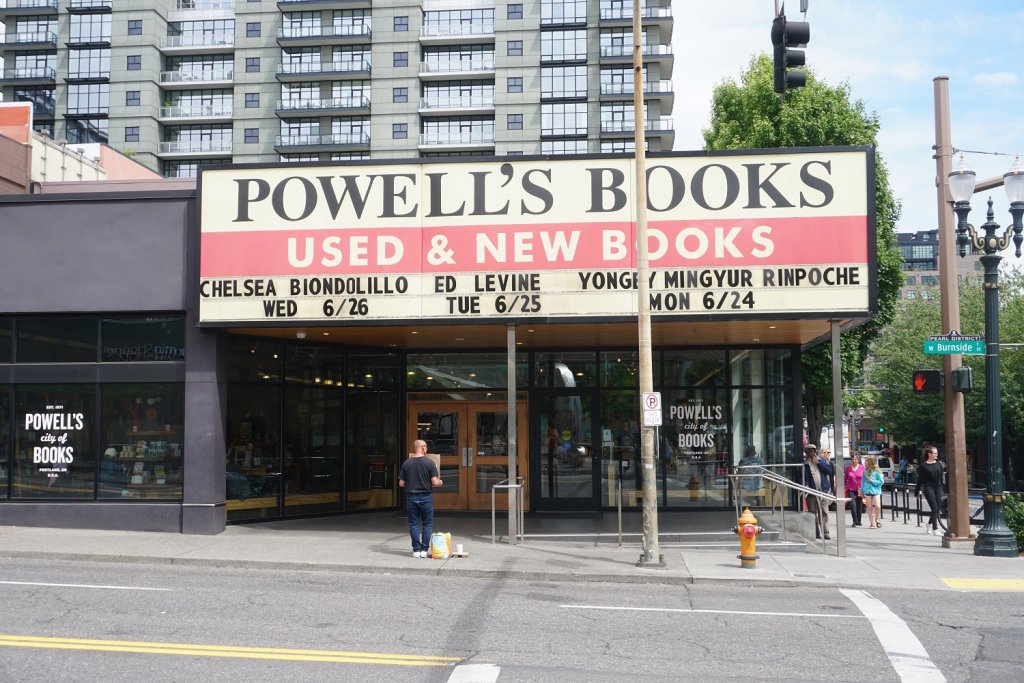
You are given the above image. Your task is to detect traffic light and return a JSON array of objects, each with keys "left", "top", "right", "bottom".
[
  {"left": 952, "top": 366, "right": 974, "bottom": 393},
  {"left": 771, "top": 13, "right": 811, "bottom": 94},
  {"left": 912, "top": 369, "right": 943, "bottom": 395}
]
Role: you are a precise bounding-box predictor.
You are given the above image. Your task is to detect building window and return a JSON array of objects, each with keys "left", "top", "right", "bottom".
[
  {"left": 246, "top": 22, "right": 261, "bottom": 38},
  {"left": 126, "top": 55, "right": 141, "bottom": 71},
  {"left": 508, "top": 4, "right": 523, "bottom": 19},
  {"left": 392, "top": 123, "right": 407, "bottom": 139},
  {"left": 245, "top": 57, "right": 260, "bottom": 73},
  {"left": 394, "top": 16, "right": 408, "bottom": 31},
  {"left": 508, "top": 77, "right": 523, "bottom": 93},
  {"left": 508, "top": 40, "right": 523, "bottom": 56},
  {"left": 244, "top": 128, "right": 259, "bottom": 143},
  {"left": 393, "top": 51, "right": 408, "bottom": 67},
  {"left": 125, "top": 126, "right": 139, "bottom": 142},
  {"left": 507, "top": 113, "right": 523, "bottom": 130},
  {"left": 245, "top": 92, "right": 259, "bottom": 108},
  {"left": 393, "top": 87, "right": 408, "bottom": 103},
  {"left": 508, "top": 150, "right": 523, "bottom": 156},
  {"left": 126, "top": 90, "right": 140, "bottom": 106},
  {"left": 127, "top": 20, "right": 142, "bottom": 36}
]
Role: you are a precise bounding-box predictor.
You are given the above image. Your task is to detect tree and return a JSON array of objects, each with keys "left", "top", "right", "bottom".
[{"left": 703, "top": 55, "right": 904, "bottom": 451}]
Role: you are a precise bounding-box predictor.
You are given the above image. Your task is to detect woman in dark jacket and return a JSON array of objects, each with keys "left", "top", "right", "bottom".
[{"left": 915, "top": 445, "right": 945, "bottom": 536}]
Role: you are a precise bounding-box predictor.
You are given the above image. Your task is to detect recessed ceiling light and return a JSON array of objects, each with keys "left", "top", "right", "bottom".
[
  {"left": 455, "top": 337, "right": 465, "bottom": 341},
  {"left": 753, "top": 338, "right": 760, "bottom": 342},
  {"left": 768, "top": 325, "right": 777, "bottom": 330},
  {"left": 322, "top": 332, "right": 330, "bottom": 336},
  {"left": 411, "top": 331, "right": 419, "bottom": 335},
  {"left": 527, "top": 329, "right": 535, "bottom": 333}
]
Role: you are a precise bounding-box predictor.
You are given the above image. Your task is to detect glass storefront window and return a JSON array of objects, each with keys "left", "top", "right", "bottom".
[
  {"left": 345, "top": 391, "right": 399, "bottom": 510},
  {"left": 662, "top": 388, "right": 729, "bottom": 507},
  {"left": 663, "top": 350, "right": 726, "bottom": 387},
  {"left": 538, "top": 393, "right": 593, "bottom": 501},
  {"left": 600, "top": 351, "right": 637, "bottom": 387},
  {"left": 0, "top": 388, "right": 10, "bottom": 497},
  {"left": 101, "top": 317, "right": 185, "bottom": 362},
  {"left": 283, "top": 385, "right": 343, "bottom": 516},
  {"left": 407, "top": 353, "right": 526, "bottom": 391},
  {"left": 226, "top": 384, "right": 281, "bottom": 521},
  {"left": 599, "top": 390, "right": 638, "bottom": 506},
  {"left": 730, "top": 349, "right": 765, "bottom": 386},
  {"left": 98, "top": 383, "right": 184, "bottom": 500},
  {"left": 283, "top": 344, "right": 345, "bottom": 385},
  {"left": 13, "top": 384, "right": 96, "bottom": 499},
  {"left": 0, "top": 320, "right": 12, "bottom": 363},
  {"left": 765, "top": 349, "right": 793, "bottom": 386},
  {"left": 226, "top": 337, "right": 283, "bottom": 383},
  {"left": 17, "top": 317, "right": 97, "bottom": 363},
  {"left": 535, "top": 351, "right": 596, "bottom": 389},
  {"left": 347, "top": 352, "right": 399, "bottom": 389}
]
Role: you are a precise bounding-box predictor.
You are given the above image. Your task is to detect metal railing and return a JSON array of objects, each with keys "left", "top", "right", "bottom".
[
  {"left": 159, "top": 104, "right": 233, "bottom": 119},
  {"left": 4, "top": 30, "right": 57, "bottom": 44},
  {"left": 277, "top": 60, "right": 369, "bottom": 75},
  {"left": 159, "top": 69, "right": 233, "bottom": 83},
  {"left": 161, "top": 34, "right": 233, "bottom": 48},
  {"left": 419, "top": 59, "right": 494, "bottom": 74},
  {"left": 491, "top": 477, "right": 525, "bottom": 544},
  {"left": 419, "top": 23, "right": 494, "bottom": 39},
  {"left": 276, "top": 96, "right": 369, "bottom": 111},
  {"left": 3, "top": 0, "right": 59, "bottom": 10},
  {"left": 418, "top": 131, "right": 495, "bottom": 146},
  {"left": 275, "top": 132, "right": 369, "bottom": 147},
  {"left": 278, "top": 24, "right": 371, "bottom": 40},
  {"left": 600, "top": 80, "right": 673, "bottom": 95},
  {"left": 419, "top": 95, "right": 494, "bottom": 110},
  {"left": 175, "top": 0, "right": 235, "bottom": 9},
  {"left": 729, "top": 465, "right": 849, "bottom": 556},
  {"left": 1, "top": 66, "right": 56, "bottom": 80},
  {"left": 599, "top": 6, "right": 674, "bottom": 20},
  {"left": 158, "top": 139, "right": 232, "bottom": 154}
]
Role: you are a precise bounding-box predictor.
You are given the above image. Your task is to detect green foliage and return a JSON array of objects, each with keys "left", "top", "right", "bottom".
[
  {"left": 1004, "top": 493, "right": 1024, "bottom": 552},
  {"left": 704, "top": 55, "right": 904, "bottom": 445}
]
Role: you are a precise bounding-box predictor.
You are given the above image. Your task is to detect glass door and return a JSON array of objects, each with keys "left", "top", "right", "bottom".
[{"left": 408, "top": 402, "right": 527, "bottom": 511}]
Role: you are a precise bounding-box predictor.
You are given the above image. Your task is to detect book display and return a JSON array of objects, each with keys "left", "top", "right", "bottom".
[{"left": 100, "top": 430, "right": 183, "bottom": 499}]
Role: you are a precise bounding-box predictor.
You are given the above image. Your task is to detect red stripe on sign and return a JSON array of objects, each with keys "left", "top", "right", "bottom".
[{"left": 199, "top": 216, "right": 867, "bottom": 277}]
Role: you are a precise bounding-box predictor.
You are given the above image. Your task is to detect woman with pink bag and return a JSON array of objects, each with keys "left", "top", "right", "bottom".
[{"left": 844, "top": 453, "right": 865, "bottom": 527}]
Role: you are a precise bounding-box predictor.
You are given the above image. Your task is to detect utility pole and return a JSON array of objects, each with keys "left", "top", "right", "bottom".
[
  {"left": 633, "top": 0, "right": 661, "bottom": 567},
  {"left": 932, "top": 77, "right": 971, "bottom": 542}
]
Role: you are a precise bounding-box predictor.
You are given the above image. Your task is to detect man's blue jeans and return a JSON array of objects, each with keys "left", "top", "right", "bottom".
[{"left": 406, "top": 492, "right": 434, "bottom": 553}]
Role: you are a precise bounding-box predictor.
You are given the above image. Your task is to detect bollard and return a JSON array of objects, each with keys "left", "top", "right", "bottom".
[{"left": 732, "top": 506, "right": 764, "bottom": 569}]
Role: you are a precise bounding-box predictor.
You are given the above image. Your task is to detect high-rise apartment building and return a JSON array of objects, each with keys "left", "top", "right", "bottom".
[
  {"left": 897, "top": 229, "right": 981, "bottom": 300},
  {"left": 0, "top": 0, "right": 675, "bottom": 178}
]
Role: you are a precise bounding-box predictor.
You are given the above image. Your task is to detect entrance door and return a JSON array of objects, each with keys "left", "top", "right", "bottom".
[{"left": 408, "top": 402, "right": 527, "bottom": 511}]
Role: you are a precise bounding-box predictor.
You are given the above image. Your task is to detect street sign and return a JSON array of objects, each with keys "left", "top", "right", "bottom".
[
  {"left": 924, "top": 330, "right": 985, "bottom": 355},
  {"left": 642, "top": 392, "right": 662, "bottom": 427}
]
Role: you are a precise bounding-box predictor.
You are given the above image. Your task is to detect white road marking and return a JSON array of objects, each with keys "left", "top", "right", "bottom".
[
  {"left": 0, "top": 581, "right": 172, "bottom": 592},
  {"left": 559, "top": 604, "right": 863, "bottom": 619},
  {"left": 841, "top": 589, "right": 947, "bottom": 683},
  {"left": 447, "top": 663, "right": 500, "bottom": 683}
]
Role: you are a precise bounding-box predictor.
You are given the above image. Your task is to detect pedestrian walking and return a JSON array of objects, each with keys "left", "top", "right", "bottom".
[
  {"left": 861, "top": 456, "right": 885, "bottom": 529},
  {"left": 802, "top": 444, "right": 834, "bottom": 540},
  {"left": 399, "top": 439, "right": 443, "bottom": 558},
  {"left": 915, "top": 444, "right": 946, "bottom": 536},
  {"left": 844, "top": 453, "right": 865, "bottom": 527}
]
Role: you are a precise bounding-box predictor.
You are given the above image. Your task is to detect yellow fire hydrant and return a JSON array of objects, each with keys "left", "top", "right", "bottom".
[{"left": 733, "top": 507, "right": 764, "bottom": 569}]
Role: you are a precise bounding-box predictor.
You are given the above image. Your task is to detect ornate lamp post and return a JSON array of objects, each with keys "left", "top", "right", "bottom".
[{"left": 947, "top": 154, "right": 1024, "bottom": 557}]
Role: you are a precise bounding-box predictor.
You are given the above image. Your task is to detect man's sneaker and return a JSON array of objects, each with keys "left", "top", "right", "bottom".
[{"left": 413, "top": 551, "right": 420, "bottom": 557}]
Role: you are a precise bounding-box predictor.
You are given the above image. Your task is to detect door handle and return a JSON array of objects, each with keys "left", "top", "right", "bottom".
[
  {"left": 461, "top": 448, "right": 467, "bottom": 467},
  {"left": 468, "top": 449, "right": 473, "bottom": 467}
]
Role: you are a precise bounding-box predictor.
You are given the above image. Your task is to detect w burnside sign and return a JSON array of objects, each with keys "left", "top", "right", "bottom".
[{"left": 197, "top": 148, "right": 875, "bottom": 325}]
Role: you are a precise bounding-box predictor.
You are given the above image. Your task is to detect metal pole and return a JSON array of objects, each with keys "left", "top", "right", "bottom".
[
  {"left": 830, "top": 321, "right": 846, "bottom": 557},
  {"left": 975, "top": 211, "right": 1017, "bottom": 556},
  {"left": 507, "top": 324, "right": 518, "bottom": 544},
  {"left": 633, "top": 0, "right": 661, "bottom": 566},
  {"left": 932, "top": 76, "right": 970, "bottom": 540}
]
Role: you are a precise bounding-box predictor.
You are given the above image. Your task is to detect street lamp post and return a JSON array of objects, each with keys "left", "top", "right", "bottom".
[{"left": 947, "top": 154, "right": 1024, "bottom": 558}]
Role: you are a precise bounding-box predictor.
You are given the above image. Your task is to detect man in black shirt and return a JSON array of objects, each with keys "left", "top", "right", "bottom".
[{"left": 399, "top": 439, "right": 443, "bottom": 558}]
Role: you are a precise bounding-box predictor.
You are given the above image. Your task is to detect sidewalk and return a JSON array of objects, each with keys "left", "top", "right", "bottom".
[{"left": 0, "top": 509, "right": 1020, "bottom": 591}]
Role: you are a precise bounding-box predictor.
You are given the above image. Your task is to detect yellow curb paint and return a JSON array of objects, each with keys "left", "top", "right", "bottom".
[
  {"left": 0, "top": 635, "right": 461, "bottom": 666},
  {"left": 941, "top": 578, "right": 1024, "bottom": 591}
]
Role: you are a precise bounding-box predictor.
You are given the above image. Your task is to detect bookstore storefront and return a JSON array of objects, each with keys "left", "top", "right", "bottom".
[{"left": 0, "top": 148, "right": 874, "bottom": 533}]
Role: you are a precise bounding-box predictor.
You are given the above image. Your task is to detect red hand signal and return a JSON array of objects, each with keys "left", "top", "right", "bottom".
[{"left": 914, "top": 373, "right": 926, "bottom": 392}]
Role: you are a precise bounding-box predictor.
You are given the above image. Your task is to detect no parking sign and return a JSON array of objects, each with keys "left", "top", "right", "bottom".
[{"left": 642, "top": 392, "right": 662, "bottom": 427}]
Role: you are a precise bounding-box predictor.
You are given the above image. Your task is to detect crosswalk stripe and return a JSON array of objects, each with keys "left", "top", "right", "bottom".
[
  {"left": 447, "top": 663, "right": 500, "bottom": 683},
  {"left": 941, "top": 578, "right": 1024, "bottom": 591}
]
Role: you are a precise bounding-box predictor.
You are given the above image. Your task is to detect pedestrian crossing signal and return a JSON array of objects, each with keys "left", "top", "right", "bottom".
[{"left": 912, "top": 369, "right": 943, "bottom": 394}]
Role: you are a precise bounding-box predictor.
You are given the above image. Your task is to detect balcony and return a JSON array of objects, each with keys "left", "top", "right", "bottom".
[
  {"left": 0, "top": 66, "right": 56, "bottom": 84},
  {"left": 418, "top": 95, "right": 495, "bottom": 115},
  {"left": 0, "top": 0, "right": 59, "bottom": 17},
  {"left": 599, "top": 44, "right": 673, "bottom": 77},
  {"left": 418, "top": 23, "right": 494, "bottom": 45},
  {"left": 0, "top": 30, "right": 57, "bottom": 50},
  {"left": 418, "top": 131, "right": 495, "bottom": 151},
  {"left": 275, "top": 96, "right": 370, "bottom": 117},
  {"left": 599, "top": 79, "right": 674, "bottom": 108},
  {"left": 276, "top": 60, "right": 370, "bottom": 81},
  {"left": 277, "top": 24, "right": 372, "bottom": 47},
  {"left": 158, "top": 139, "right": 233, "bottom": 157},
  {"left": 277, "top": 0, "right": 370, "bottom": 10},
  {"left": 67, "top": 0, "right": 112, "bottom": 12},
  {"left": 274, "top": 132, "right": 370, "bottom": 153},
  {"left": 159, "top": 104, "right": 234, "bottom": 122},
  {"left": 600, "top": 116, "right": 674, "bottom": 136},
  {"left": 175, "top": 0, "right": 235, "bottom": 9},
  {"left": 160, "top": 34, "right": 234, "bottom": 55},
  {"left": 599, "top": 5, "right": 674, "bottom": 32},
  {"left": 159, "top": 68, "right": 234, "bottom": 88},
  {"left": 419, "top": 58, "right": 494, "bottom": 81}
]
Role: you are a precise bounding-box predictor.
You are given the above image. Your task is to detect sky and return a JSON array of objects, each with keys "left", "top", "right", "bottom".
[{"left": 672, "top": 0, "right": 1024, "bottom": 241}]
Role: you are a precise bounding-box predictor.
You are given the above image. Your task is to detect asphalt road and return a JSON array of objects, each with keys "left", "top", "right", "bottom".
[{"left": 0, "top": 557, "right": 1020, "bottom": 682}]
